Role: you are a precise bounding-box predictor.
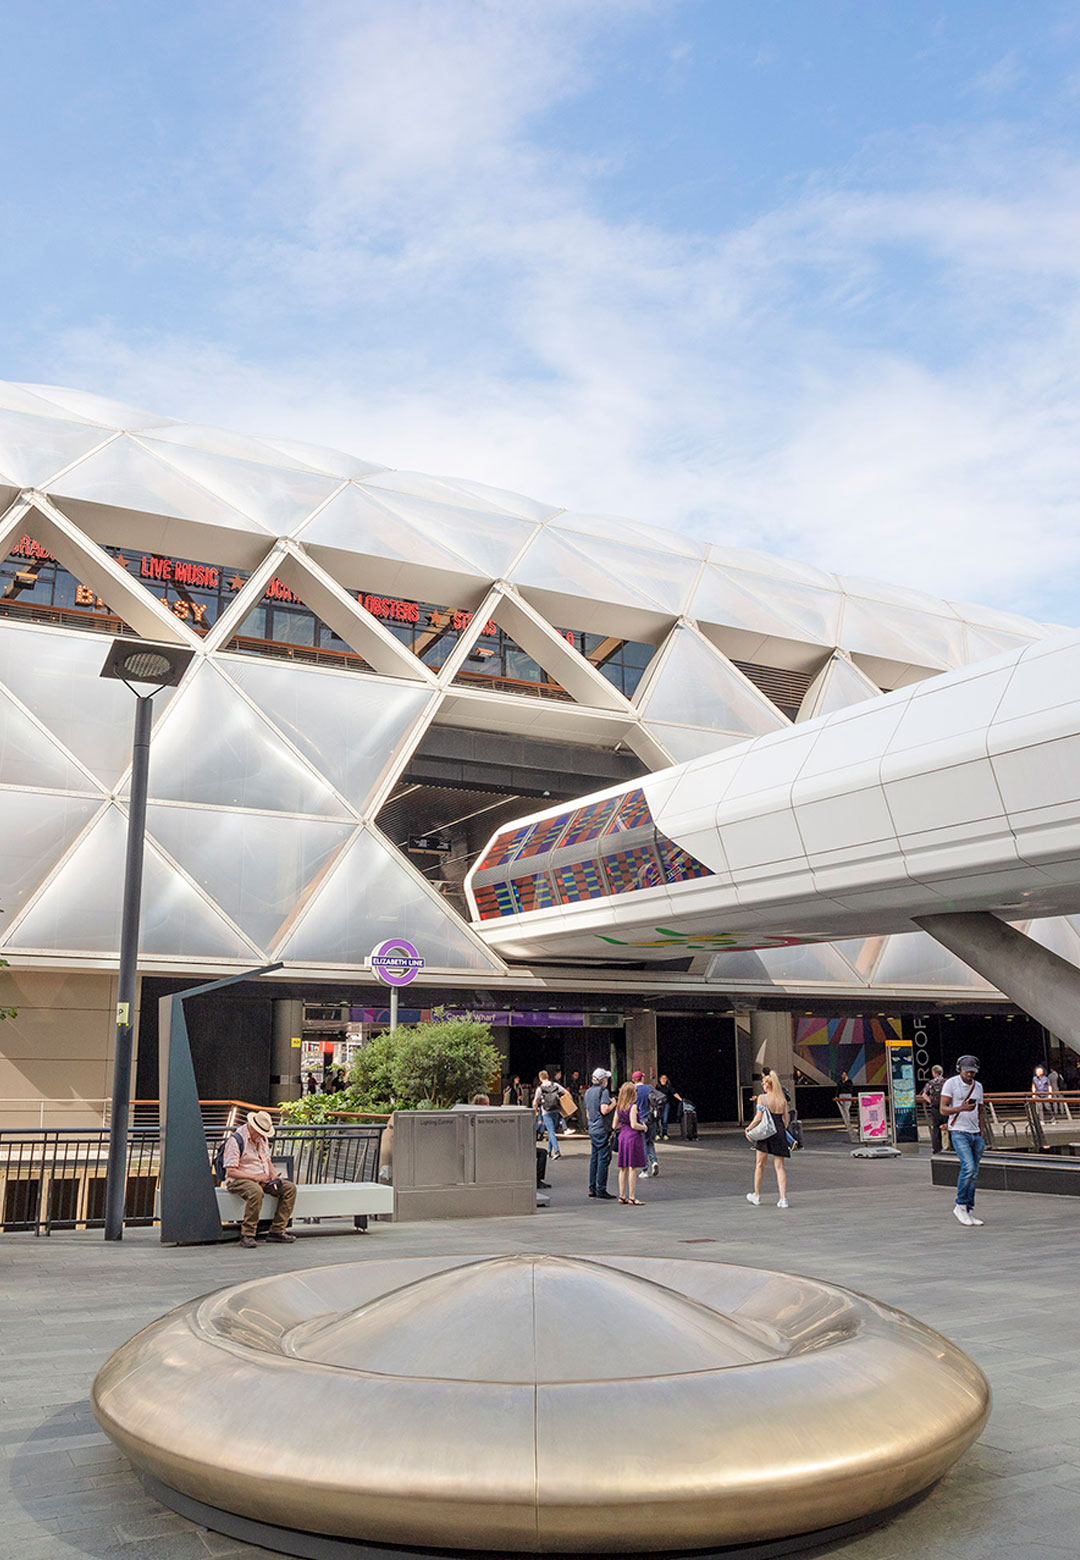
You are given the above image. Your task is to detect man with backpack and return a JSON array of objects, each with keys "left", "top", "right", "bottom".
[
  {"left": 533, "top": 1072, "right": 563, "bottom": 1159},
  {"left": 918, "top": 1064, "right": 947, "bottom": 1154},
  {"left": 219, "top": 1110, "right": 297, "bottom": 1249}
]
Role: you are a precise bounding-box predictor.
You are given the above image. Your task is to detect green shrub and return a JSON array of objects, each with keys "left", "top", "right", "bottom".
[
  {"left": 281, "top": 1013, "right": 501, "bottom": 1118},
  {"left": 348, "top": 1028, "right": 399, "bottom": 1110},
  {"left": 278, "top": 1090, "right": 355, "bottom": 1125},
  {"left": 389, "top": 1015, "right": 500, "bottom": 1110}
]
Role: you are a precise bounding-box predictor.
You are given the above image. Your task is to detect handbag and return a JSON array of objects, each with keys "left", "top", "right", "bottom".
[{"left": 746, "top": 1104, "right": 775, "bottom": 1142}]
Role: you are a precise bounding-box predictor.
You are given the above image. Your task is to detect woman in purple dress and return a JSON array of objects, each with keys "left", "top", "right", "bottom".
[{"left": 615, "top": 1080, "right": 647, "bottom": 1204}]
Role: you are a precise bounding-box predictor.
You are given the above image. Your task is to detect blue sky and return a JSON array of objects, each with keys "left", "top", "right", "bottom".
[{"left": 2, "top": 0, "right": 1080, "bottom": 621}]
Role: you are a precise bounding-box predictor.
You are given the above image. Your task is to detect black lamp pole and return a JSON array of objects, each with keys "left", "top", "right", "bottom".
[
  {"left": 103, "top": 692, "right": 154, "bottom": 1241},
  {"left": 100, "top": 637, "right": 194, "bottom": 1242}
]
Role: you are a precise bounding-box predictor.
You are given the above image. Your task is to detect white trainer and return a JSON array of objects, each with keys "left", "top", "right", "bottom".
[
  {"left": 777, "top": 1198, "right": 789, "bottom": 1209},
  {"left": 745, "top": 1192, "right": 760, "bottom": 1205},
  {"left": 966, "top": 1212, "right": 984, "bottom": 1226},
  {"left": 953, "top": 1205, "right": 973, "bottom": 1226}
]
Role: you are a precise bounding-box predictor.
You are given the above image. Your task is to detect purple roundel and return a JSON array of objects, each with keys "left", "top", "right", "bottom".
[{"left": 370, "top": 938, "right": 425, "bottom": 987}]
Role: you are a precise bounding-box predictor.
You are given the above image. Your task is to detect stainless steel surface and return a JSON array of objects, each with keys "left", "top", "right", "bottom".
[
  {"left": 93, "top": 1254, "right": 990, "bottom": 1554},
  {"left": 392, "top": 1106, "right": 536, "bottom": 1220}
]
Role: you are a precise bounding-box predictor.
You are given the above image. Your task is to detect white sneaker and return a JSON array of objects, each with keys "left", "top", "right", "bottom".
[
  {"left": 953, "top": 1205, "right": 973, "bottom": 1226},
  {"left": 746, "top": 1192, "right": 760, "bottom": 1205},
  {"left": 777, "top": 1198, "right": 789, "bottom": 1209},
  {"left": 650, "top": 1162, "right": 659, "bottom": 1176},
  {"left": 967, "top": 1212, "right": 984, "bottom": 1226}
]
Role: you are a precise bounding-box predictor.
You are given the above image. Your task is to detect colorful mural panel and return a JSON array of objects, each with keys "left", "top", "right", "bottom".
[{"left": 794, "top": 1014, "right": 898, "bottom": 1088}]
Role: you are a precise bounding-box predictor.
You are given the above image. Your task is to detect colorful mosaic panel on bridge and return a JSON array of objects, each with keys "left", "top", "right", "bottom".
[
  {"left": 516, "top": 813, "right": 573, "bottom": 859},
  {"left": 558, "top": 796, "right": 620, "bottom": 848},
  {"left": 606, "top": 788, "right": 651, "bottom": 835},
  {"left": 657, "top": 837, "right": 713, "bottom": 882},
  {"left": 510, "top": 872, "right": 559, "bottom": 914},
  {"left": 602, "top": 843, "right": 664, "bottom": 895},
  {"left": 551, "top": 859, "right": 607, "bottom": 905},
  {"left": 477, "top": 823, "right": 535, "bottom": 870},
  {"left": 472, "top": 881, "right": 520, "bottom": 919}
]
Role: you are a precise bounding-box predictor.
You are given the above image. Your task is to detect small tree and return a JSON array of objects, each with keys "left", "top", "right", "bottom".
[
  {"left": 348, "top": 1028, "right": 400, "bottom": 1111},
  {"left": 390, "top": 1014, "right": 500, "bottom": 1110},
  {"left": 280, "top": 1013, "right": 501, "bottom": 1120}
]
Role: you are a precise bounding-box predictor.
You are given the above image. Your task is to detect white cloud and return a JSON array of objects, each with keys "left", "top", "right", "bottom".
[{"left": 35, "top": 2, "right": 1080, "bottom": 625}]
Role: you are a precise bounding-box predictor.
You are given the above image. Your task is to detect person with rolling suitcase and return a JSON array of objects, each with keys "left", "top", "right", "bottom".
[{"left": 657, "top": 1074, "right": 683, "bottom": 1139}]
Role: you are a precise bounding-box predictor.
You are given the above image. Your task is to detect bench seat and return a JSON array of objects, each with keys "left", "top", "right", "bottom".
[{"left": 215, "top": 1181, "right": 393, "bottom": 1231}]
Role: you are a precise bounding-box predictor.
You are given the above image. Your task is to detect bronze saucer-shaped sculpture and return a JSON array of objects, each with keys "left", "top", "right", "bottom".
[{"left": 93, "top": 1255, "right": 989, "bottom": 1556}]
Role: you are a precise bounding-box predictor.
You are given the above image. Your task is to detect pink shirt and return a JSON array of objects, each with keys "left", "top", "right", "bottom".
[{"left": 222, "top": 1125, "right": 274, "bottom": 1182}]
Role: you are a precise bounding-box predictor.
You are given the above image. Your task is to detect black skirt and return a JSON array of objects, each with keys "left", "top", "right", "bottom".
[{"left": 755, "top": 1124, "right": 790, "bottom": 1158}]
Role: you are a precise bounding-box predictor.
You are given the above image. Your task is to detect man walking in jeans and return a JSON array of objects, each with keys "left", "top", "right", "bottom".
[
  {"left": 584, "top": 1068, "right": 615, "bottom": 1200},
  {"left": 940, "top": 1056, "right": 985, "bottom": 1227}
]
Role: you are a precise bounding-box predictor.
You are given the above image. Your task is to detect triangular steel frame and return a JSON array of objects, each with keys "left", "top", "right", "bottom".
[{"left": 158, "top": 962, "right": 283, "bottom": 1245}]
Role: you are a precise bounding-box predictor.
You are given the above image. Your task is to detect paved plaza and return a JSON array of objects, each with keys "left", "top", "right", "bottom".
[{"left": 2, "top": 1128, "right": 1078, "bottom": 1560}]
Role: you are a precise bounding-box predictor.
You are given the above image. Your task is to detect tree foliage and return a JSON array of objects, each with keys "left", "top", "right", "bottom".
[
  {"left": 348, "top": 1028, "right": 400, "bottom": 1111},
  {"left": 280, "top": 1012, "right": 500, "bottom": 1120},
  {"left": 388, "top": 1015, "right": 500, "bottom": 1110}
]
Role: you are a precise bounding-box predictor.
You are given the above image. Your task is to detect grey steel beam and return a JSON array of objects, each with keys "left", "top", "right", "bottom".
[{"left": 915, "top": 912, "right": 1080, "bottom": 1052}]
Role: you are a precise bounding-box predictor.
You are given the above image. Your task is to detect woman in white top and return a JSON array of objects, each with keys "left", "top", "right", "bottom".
[{"left": 745, "top": 1069, "right": 791, "bottom": 1209}]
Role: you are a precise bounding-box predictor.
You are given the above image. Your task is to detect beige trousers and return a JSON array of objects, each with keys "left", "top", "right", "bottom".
[{"left": 225, "top": 1177, "right": 297, "bottom": 1238}]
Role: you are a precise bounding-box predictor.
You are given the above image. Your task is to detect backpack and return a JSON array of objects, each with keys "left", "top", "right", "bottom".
[
  {"left": 212, "top": 1127, "right": 245, "bottom": 1184},
  {"left": 540, "top": 1081, "right": 561, "bottom": 1112},
  {"left": 647, "top": 1087, "right": 666, "bottom": 1127}
]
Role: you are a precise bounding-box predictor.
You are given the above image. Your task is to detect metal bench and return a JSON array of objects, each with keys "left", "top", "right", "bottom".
[{"left": 215, "top": 1180, "right": 393, "bottom": 1231}]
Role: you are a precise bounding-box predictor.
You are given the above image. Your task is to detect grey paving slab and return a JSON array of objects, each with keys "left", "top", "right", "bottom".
[{"left": 1, "top": 1130, "right": 1078, "bottom": 1560}]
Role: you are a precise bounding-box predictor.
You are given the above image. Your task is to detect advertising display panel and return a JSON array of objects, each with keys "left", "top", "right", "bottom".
[{"left": 858, "top": 1091, "right": 889, "bottom": 1143}]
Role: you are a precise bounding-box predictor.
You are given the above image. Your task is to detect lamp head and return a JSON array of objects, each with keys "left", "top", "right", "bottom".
[{"left": 100, "top": 638, "right": 194, "bottom": 691}]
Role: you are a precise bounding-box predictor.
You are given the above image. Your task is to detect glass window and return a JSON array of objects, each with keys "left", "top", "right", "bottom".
[{"left": 268, "top": 606, "right": 317, "bottom": 646}]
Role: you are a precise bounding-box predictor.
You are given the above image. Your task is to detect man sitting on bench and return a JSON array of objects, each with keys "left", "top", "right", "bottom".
[{"left": 222, "top": 1110, "right": 297, "bottom": 1249}]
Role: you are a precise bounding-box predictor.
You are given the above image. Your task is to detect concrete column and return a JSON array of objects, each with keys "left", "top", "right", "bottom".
[
  {"left": 916, "top": 913, "right": 1080, "bottom": 1053},
  {"left": 732, "top": 1014, "right": 752, "bottom": 1123},
  {"left": 750, "top": 1011, "right": 795, "bottom": 1097},
  {"left": 625, "top": 1011, "right": 657, "bottom": 1080},
  {"left": 270, "top": 999, "right": 304, "bottom": 1105}
]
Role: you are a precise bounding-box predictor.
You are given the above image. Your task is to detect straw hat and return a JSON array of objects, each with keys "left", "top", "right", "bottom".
[{"left": 247, "top": 1110, "right": 275, "bottom": 1138}]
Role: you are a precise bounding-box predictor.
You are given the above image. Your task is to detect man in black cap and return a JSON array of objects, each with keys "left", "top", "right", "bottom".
[{"left": 940, "top": 1057, "right": 985, "bottom": 1226}]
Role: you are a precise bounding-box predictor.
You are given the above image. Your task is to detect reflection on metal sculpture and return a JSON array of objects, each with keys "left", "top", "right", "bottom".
[{"left": 93, "top": 1255, "right": 990, "bottom": 1555}]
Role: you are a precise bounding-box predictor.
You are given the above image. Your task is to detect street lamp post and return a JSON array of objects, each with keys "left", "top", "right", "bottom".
[{"left": 100, "top": 638, "right": 193, "bottom": 1241}]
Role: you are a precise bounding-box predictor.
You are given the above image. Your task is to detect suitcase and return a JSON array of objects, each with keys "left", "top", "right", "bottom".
[
  {"left": 681, "top": 1103, "right": 698, "bottom": 1141},
  {"left": 536, "top": 1147, "right": 549, "bottom": 1187}
]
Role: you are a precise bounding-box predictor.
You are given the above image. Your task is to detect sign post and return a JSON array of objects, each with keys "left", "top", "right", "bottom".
[{"left": 369, "top": 938, "right": 425, "bottom": 1031}]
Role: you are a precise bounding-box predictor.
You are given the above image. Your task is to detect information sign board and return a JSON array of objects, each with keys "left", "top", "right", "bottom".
[{"left": 886, "top": 1038, "right": 919, "bottom": 1145}]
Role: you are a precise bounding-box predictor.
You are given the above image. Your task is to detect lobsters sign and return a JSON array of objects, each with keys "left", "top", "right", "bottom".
[{"left": 369, "top": 939, "right": 425, "bottom": 987}]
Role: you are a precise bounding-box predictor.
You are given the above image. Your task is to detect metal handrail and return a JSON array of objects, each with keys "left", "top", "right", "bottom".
[
  {"left": 0, "top": 1121, "right": 386, "bottom": 1235},
  {"left": 0, "top": 1098, "right": 282, "bottom": 1131}
]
